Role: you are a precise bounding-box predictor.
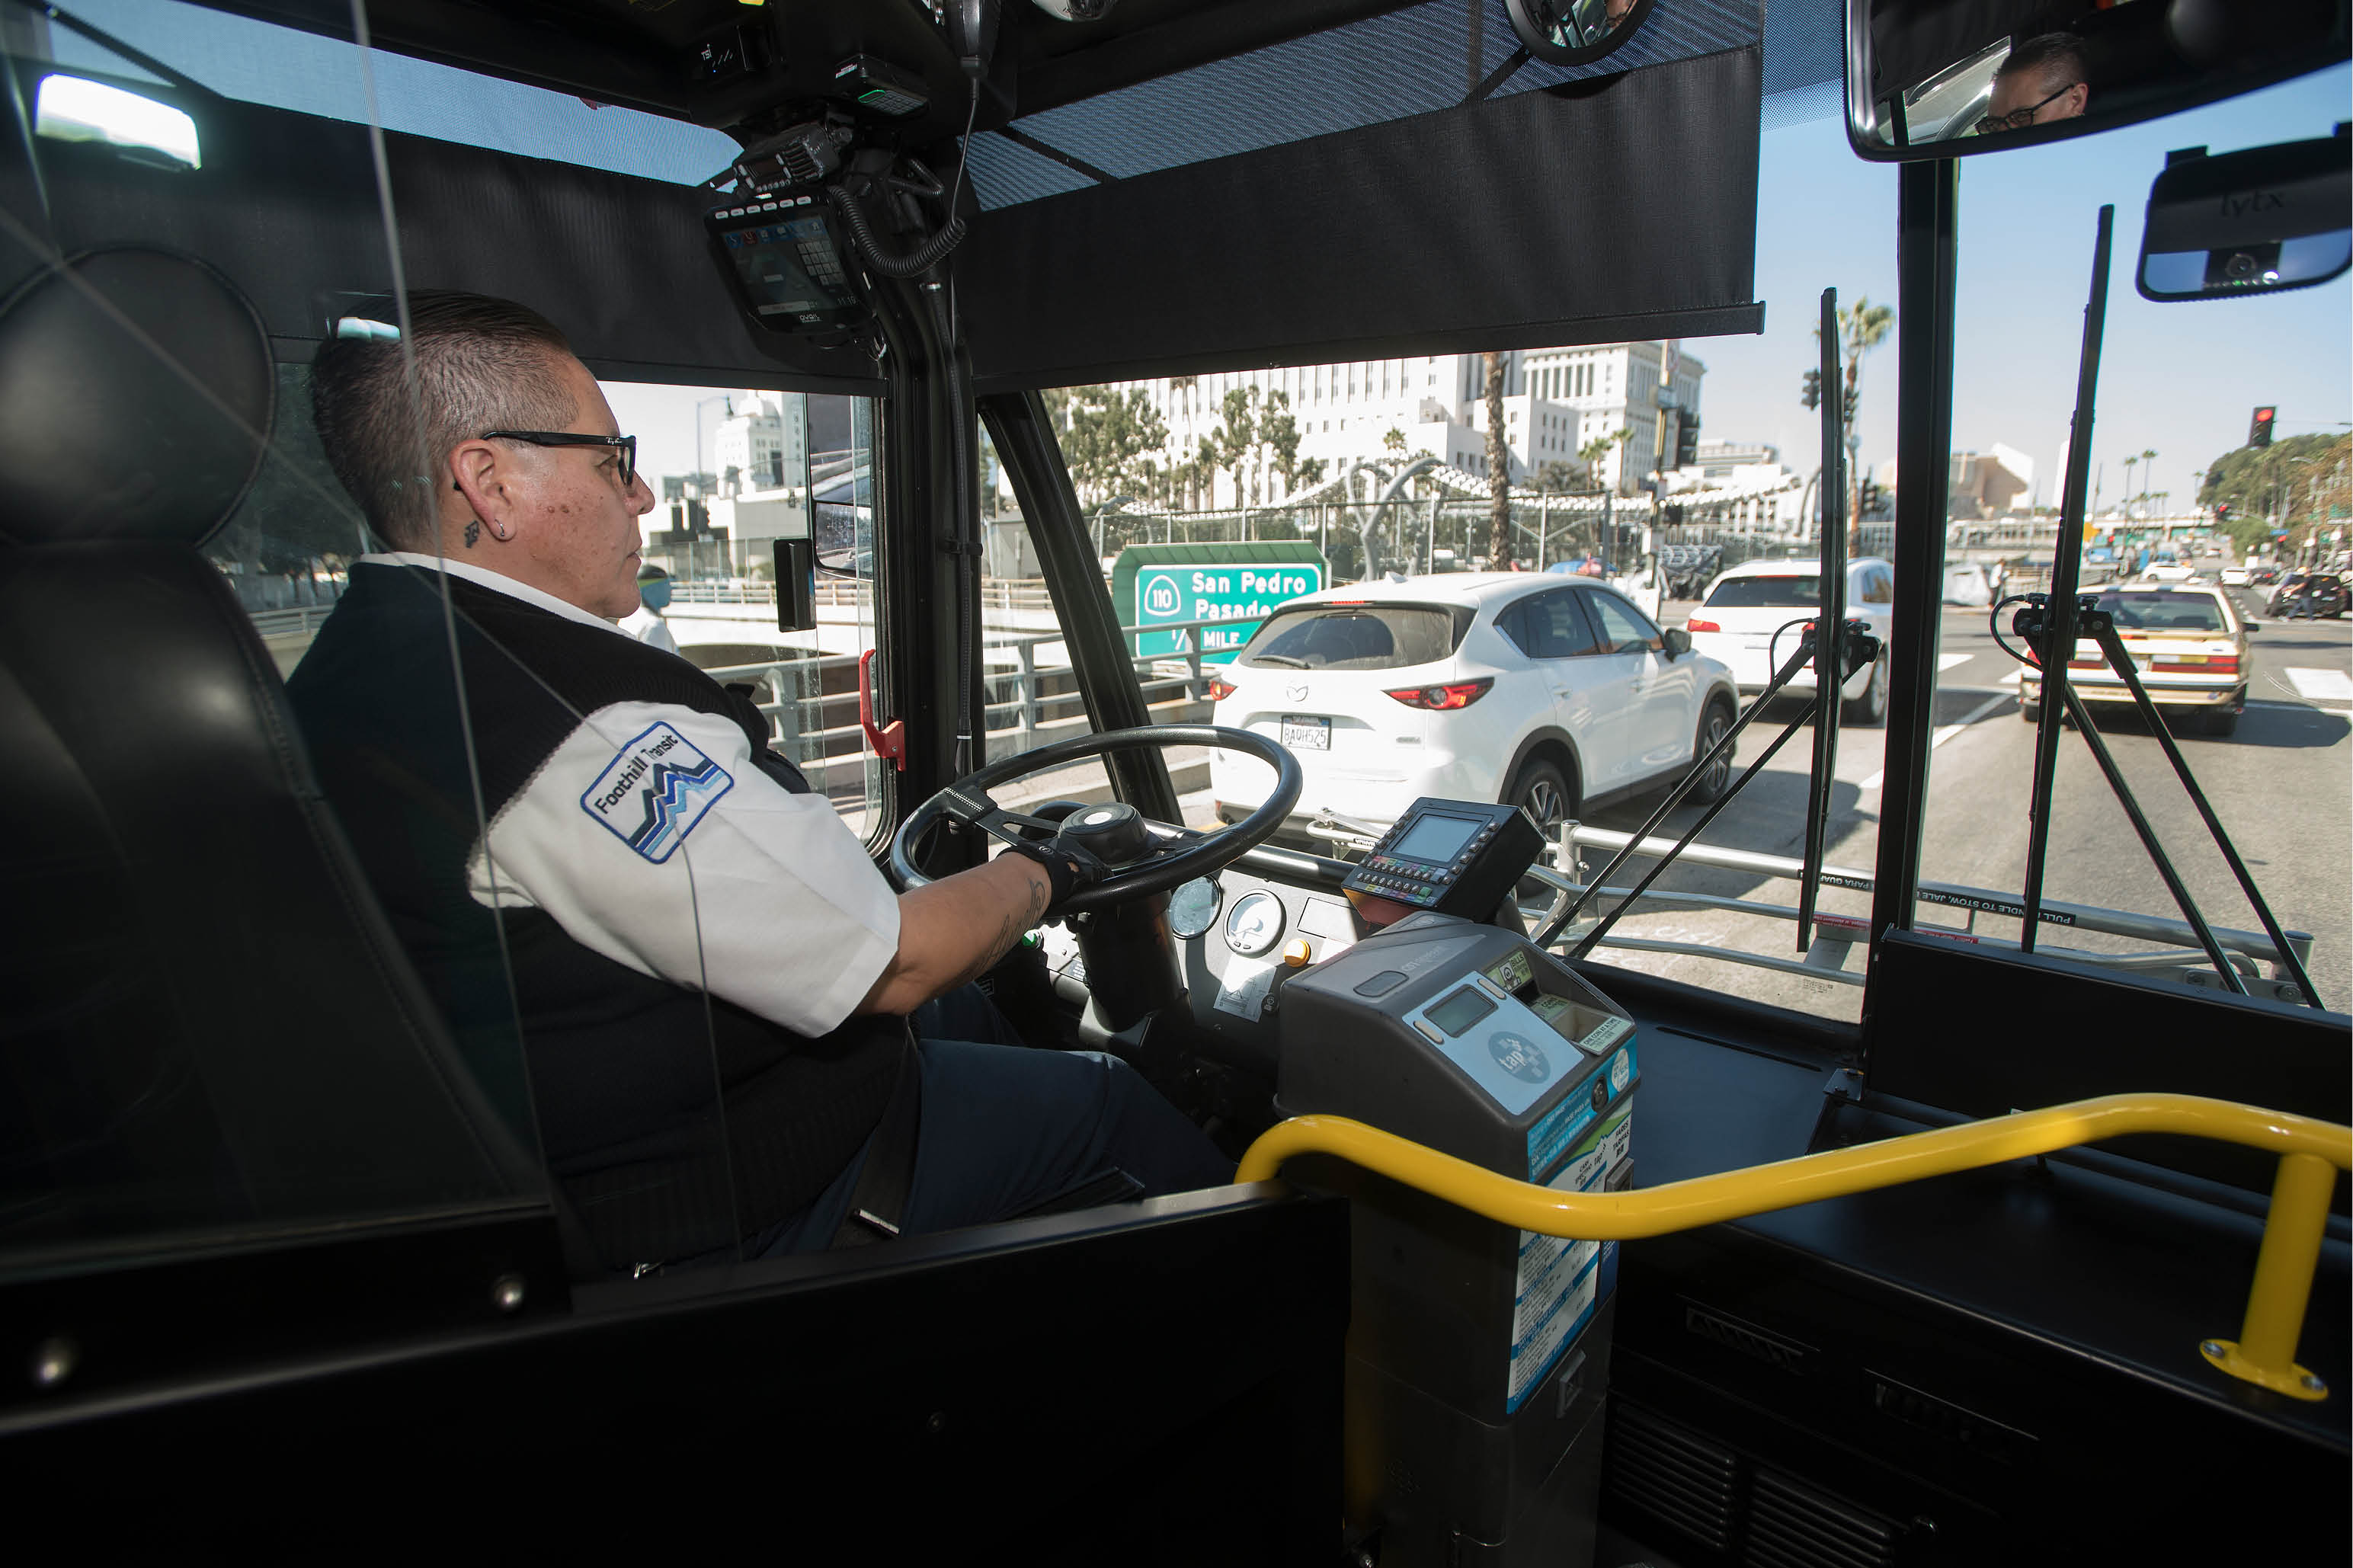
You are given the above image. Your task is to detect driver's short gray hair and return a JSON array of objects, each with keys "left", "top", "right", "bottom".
[
  {"left": 311, "top": 291, "right": 578, "bottom": 551},
  {"left": 1998, "top": 33, "right": 2087, "bottom": 91}
]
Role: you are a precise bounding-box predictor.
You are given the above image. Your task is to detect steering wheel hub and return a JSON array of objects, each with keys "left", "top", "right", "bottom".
[{"left": 1058, "top": 802, "right": 1153, "bottom": 863}]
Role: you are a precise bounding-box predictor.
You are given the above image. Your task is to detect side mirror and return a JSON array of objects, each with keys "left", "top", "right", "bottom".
[
  {"left": 1661, "top": 626, "right": 1692, "bottom": 660},
  {"left": 1845, "top": 0, "right": 2349, "bottom": 162},
  {"left": 1503, "top": 0, "right": 1656, "bottom": 67},
  {"left": 2138, "top": 129, "right": 2352, "bottom": 301},
  {"left": 2246, "top": 622, "right": 2262, "bottom": 632}
]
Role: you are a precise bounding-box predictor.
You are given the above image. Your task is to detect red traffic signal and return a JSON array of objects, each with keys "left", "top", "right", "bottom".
[{"left": 2250, "top": 406, "right": 2276, "bottom": 446}]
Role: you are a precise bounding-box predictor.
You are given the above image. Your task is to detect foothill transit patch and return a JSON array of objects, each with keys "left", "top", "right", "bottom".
[{"left": 580, "top": 722, "right": 734, "bottom": 862}]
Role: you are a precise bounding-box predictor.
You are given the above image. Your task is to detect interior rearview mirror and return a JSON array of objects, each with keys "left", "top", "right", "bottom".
[
  {"left": 2137, "top": 128, "right": 2352, "bottom": 301},
  {"left": 1845, "top": 0, "right": 2349, "bottom": 161}
]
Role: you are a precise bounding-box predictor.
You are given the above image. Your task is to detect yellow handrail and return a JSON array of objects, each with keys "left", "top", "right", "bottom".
[{"left": 1235, "top": 1093, "right": 2351, "bottom": 1402}]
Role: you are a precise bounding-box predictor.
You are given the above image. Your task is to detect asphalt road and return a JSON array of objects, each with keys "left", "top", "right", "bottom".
[{"left": 1559, "top": 589, "right": 2352, "bottom": 1019}]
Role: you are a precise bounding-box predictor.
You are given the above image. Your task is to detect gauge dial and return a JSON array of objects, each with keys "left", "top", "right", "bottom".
[
  {"left": 1224, "top": 890, "right": 1285, "bottom": 956},
  {"left": 1168, "top": 877, "right": 1222, "bottom": 940}
]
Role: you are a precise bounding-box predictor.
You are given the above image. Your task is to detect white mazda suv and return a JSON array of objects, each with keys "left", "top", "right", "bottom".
[{"left": 1208, "top": 574, "right": 1740, "bottom": 843}]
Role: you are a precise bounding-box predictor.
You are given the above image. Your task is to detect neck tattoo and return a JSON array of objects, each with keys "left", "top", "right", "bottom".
[{"left": 463, "top": 518, "right": 481, "bottom": 549}]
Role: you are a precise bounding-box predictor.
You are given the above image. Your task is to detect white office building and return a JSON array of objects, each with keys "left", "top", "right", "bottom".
[
  {"left": 1099, "top": 341, "right": 1702, "bottom": 507},
  {"left": 711, "top": 390, "right": 808, "bottom": 496}
]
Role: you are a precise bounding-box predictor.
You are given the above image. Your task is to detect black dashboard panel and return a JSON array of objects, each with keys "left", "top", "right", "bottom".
[
  {"left": 1177, "top": 869, "right": 1370, "bottom": 1074},
  {"left": 1592, "top": 975, "right": 2350, "bottom": 1566}
]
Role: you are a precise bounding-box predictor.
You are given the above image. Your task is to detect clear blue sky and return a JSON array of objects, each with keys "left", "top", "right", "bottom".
[{"left": 1702, "top": 66, "right": 2352, "bottom": 512}]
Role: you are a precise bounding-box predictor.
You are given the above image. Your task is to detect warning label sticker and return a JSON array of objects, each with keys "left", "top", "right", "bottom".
[{"left": 1506, "top": 1138, "right": 1614, "bottom": 1412}]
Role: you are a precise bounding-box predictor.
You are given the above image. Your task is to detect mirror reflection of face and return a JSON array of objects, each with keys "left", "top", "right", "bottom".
[
  {"left": 1980, "top": 64, "right": 2088, "bottom": 135},
  {"left": 1603, "top": 0, "right": 1634, "bottom": 25}
]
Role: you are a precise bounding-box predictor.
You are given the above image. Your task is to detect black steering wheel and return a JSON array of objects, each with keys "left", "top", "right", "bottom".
[{"left": 888, "top": 725, "right": 1303, "bottom": 917}]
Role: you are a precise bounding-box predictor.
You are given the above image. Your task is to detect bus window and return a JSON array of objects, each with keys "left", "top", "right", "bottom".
[
  {"left": 601, "top": 383, "right": 888, "bottom": 843},
  {"left": 1919, "top": 69, "right": 2351, "bottom": 1014},
  {"left": 978, "top": 418, "right": 1117, "bottom": 811}
]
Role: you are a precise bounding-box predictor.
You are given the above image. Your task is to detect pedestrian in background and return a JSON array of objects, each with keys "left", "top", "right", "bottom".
[{"left": 621, "top": 562, "right": 680, "bottom": 653}]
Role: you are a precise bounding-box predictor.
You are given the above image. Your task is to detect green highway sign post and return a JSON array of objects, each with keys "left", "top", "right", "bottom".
[{"left": 1111, "top": 542, "right": 1327, "bottom": 667}]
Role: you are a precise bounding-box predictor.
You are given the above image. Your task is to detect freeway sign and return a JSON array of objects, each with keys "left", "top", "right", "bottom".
[{"left": 1112, "top": 542, "right": 1327, "bottom": 665}]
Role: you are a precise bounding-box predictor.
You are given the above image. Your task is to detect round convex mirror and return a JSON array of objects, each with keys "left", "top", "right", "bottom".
[{"left": 1504, "top": 0, "right": 1657, "bottom": 68}]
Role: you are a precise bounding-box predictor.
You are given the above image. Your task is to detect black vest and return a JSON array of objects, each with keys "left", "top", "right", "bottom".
[{"left": 286, "top": 563, "right": 901, "bottom": 1265}]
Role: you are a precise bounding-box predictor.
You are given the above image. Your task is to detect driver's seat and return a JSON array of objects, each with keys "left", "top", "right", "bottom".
[{"left": 0, "top": 248, "right": 543, "bottom": 1253}]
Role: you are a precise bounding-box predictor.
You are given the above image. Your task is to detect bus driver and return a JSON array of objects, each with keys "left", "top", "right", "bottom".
[{"left": 286, "top": 292, "right": 1229, "bottom": 1273}]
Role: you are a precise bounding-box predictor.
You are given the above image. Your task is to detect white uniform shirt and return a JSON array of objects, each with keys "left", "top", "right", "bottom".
[{"left": 360, "top": 553, "right": 901, "bottom": 1038}]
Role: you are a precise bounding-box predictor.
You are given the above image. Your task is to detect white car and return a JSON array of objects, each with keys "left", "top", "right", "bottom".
[
  {"left": 1681, "top": 557, "right": 1896, "bottom": 724},
  {"left": 2218, "top": 565, "right": 2251, "bottom": 587},
  {"left": 1208, "top": 574, "right": 1740, "bottom": 839}
]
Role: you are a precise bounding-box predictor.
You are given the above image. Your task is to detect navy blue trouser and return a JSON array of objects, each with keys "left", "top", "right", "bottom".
[{"left": 750, "top": 986, "right": 1234, "bottom": 1257}]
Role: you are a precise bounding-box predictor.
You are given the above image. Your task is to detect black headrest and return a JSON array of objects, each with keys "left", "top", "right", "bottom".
[{"left": 0, "top": 247, "right": 274, "bottom": 549}]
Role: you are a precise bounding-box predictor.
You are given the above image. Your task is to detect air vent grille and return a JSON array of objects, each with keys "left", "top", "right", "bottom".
[
  {"left": 1605, "top": 1402, "right": 1739, "bottom": 1550},
  {"left": 1744, "top": 1467, "right": 1899, "bottom": 1568}
]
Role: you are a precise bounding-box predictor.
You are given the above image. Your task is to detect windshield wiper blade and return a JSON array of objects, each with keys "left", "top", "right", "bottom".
[{"left": 1251, "top": 654, "right": 1308, "bottom": 667}]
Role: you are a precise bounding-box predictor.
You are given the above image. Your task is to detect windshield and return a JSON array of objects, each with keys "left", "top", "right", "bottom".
[
  {"left": 1705, "top": 574, "right": 1823, "bottom": 608},
  {"left": 1910, "top": 72, "right": 2351, "bottom": 1016}
]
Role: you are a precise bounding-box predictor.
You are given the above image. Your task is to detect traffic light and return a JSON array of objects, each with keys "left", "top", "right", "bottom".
[
  {"left": 1800, "top": 368, "right": 1821, "bottom": 411},
  {"left": 2215, "top": 501, "right": 2233, "bottom": 522},
  {"left": 1675, "top": 414, "right": 1698, "bottom": 469},
  {"left": 2250, "top": 405, "right": 2275, "bottom": 447}
]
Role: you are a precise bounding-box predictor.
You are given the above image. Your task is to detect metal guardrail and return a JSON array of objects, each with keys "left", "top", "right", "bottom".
[
  {"left": 1549, "top": 823, "right": 2313, "bottom": 990},
  {"left": 248, "top": 605, "right": 340, "bottom": 639},
  {"left": 1301, "top": 811, "right": 2313, "bottom": 997},
  {"left": 703, "top": 610, "right": 1269, "bottom": 806}
]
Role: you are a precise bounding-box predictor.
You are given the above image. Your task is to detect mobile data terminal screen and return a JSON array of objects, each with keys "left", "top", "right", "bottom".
[
  {"left": 1391, "top": 811, "right": 1481, "bottom": 865},
  {"left": 710, "top": 205, "right": 865, "bottom": 331}
]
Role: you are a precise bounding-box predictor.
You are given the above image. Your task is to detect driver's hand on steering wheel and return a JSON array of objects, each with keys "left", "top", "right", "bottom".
[{"left": 999, "top": 832, "right": 1109, "bottom": 914}]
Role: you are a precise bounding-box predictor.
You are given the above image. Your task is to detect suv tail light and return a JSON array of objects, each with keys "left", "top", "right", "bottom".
[
  {"left": 2152, "top": 654, "right": 2239, "bottom": 674},
  {"left": 1386, "top": 677, "right": 1493, "bottom": 710},
  {"left": 1205, "top": 677, "right": 1238, "bottom": 701},
  {"left": 1686, "top": 617, "right": 1720, "bottom": 633}
]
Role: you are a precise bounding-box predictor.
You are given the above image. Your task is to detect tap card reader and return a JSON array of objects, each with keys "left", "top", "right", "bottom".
[
  {"left": 1276, "top": 913, "right": 1637, "bottom": 1556},
  {"left": 1343, "top": 797, "right": 1546, "bottom": 920}
]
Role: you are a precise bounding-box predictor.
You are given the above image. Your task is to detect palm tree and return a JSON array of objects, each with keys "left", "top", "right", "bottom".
[
  {"left": 1816, "top": 298, "right": 1895, "bottom": 554},
  {"left": 2140, "top": 448, "right": 2157, "bottom": 516},
  {"left": 2121, "top": 454, "right": 2138, "bottom": 519},
  {"left": 1484, "top": 352, "right": 1511, "bottom": 569},
  {"left": 1578, "top": 428, "right": 1631, "bottom": 494}
]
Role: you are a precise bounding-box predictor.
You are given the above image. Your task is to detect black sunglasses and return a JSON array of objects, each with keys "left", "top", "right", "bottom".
[
  {"left": 1974, "top": 82, "right": 2075, "bottom": 136},
  {"left": 456, "top": 430, "right": 638, "bottom": 489}
]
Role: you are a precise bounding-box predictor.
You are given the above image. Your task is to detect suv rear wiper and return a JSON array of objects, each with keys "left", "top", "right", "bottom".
[{"left": 1251, "top": 654, "right": 1309, "bottom": 667}]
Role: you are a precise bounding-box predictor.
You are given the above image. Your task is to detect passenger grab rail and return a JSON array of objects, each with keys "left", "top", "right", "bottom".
[{"left": 1237, "top": 1094, "right": 2352, "bottom": 1403}]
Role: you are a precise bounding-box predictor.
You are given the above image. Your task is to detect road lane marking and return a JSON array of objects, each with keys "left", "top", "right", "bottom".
[
  {"left": 2284, "top": 667, "right": 2353, "bottom": 704},
  {"left": 1938, "top": 653, "right": 1973, "bottom": 673},
  {"left": 1859, "top": 690, "right": 2012, "bottom": 792}
]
